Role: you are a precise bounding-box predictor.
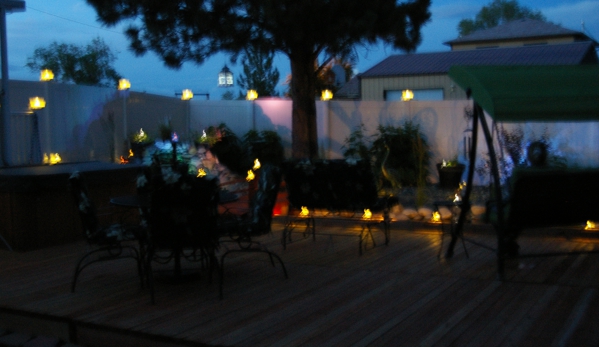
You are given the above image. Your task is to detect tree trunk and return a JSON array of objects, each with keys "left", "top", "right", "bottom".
[{"left": 289, "top": 51, "right": 318, "bottom": 159}]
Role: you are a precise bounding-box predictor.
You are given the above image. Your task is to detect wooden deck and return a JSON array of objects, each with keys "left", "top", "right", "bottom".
[{"left": 1, "top": 219, "right": 599, "bottom": 347}]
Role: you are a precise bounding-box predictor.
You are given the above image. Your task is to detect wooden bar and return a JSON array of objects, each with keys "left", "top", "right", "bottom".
[{"left": 0, "top": 162, "right": 143, "bottom": 251}]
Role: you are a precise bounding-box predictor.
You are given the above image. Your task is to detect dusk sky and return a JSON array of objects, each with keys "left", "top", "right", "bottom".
[{"left": 5, "top": 0, "right": 599, "bottom": 99}]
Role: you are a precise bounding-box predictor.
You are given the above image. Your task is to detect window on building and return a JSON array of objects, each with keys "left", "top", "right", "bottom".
[{"left": 385, "top": 89, "right": 444, "bottom": 101}]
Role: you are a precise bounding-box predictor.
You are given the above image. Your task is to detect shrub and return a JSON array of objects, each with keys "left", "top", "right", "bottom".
[{"left": 343, "top": 121, "right": 430, "bottom": 189}]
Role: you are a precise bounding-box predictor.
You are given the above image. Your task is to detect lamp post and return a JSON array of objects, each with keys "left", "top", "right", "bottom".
[
  {"left": 177, "top": 89, "right": 193, "bottom": 138},
  {"left": 0, "top": 0, "right": 25, "bottom": 167},
  {"left": 39, "top": 69, "right": 53, "bottom": 156},
  {"left": 28, "top": 96, "right": 45, "bottom": 164},
  {"left": 246, "top": 89, "right": 257, "bottom": 130},
  {"left": 321, "top": 89, "right": 333, "bottom": 158},
  {"left": 118, "top": 78, "right": 130, "bottom": 161}
]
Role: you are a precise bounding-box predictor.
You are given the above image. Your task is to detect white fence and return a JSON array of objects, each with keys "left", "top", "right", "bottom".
[{"left": 5, "top": 80, "right": 599, "bottom": 185}]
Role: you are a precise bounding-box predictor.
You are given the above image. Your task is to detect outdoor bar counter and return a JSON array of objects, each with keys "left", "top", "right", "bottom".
[{"left": 0, "top": 162, "right": 143, "bottom": 251}]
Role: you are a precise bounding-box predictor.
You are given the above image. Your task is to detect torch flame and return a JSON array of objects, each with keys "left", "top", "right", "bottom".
[
  {"left": 453, "top": 194, "right": 461, "bottom": 203},
  {"left": 128, "top": 149, "right": 134, "bottom": 157},
  {"left": 431, "top": 211, "right": 441, "bottom": 223},
  {"left": 300, "top": 206, "right": 309, "bottom": 217},
  {"left": 585, "top": 220, "right": 597, "bottom": 230},
  {"left": 253, "top": 158, "right": 261, "bottom": 170},
  {"left": 362, "top": 209, "right": 372, "bottom": 219},
  {"left": 246, "top": 170, "right": 255, "bottom": 181},
  {"left": 49, "top": 153, "right": 61, "bottom": 165},
  {"left": 197, "top": 168, "right": 206, "bottom": 177}
]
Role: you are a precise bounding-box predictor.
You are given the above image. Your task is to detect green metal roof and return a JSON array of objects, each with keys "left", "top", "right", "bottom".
[{"left": 448, "top": 65, "right": 599, "bottom": 122}]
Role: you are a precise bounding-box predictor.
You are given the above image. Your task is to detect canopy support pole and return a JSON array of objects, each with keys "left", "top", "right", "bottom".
[{"left": 446, "top": 102, "right": 506, "bottom": 278}]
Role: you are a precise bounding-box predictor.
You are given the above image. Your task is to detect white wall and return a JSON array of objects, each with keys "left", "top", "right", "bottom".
[{"left": 6, "top": 80, "right": 598, "bottom": 186}]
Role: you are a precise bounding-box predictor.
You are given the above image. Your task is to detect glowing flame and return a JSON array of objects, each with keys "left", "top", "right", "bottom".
[
  {"left": 253, "top": 158, "right": 261, "bottom": 170},
  {"left": 585, "top": 220, "right": 597, "bottom": 230},
  {"left": 128, "top": 149, "right": 134, "bottom": 157},
  {"left": 431, "top": 211, "right": 441, "bottom": 223},
  {"left": 120, "top": 156, "right": 129, "bottom": 164},
  {"left": 29, "top": 97, "right": 46, "bottom": 110},
  {"left": 45, "top": 153, "right": 61, "bottom": 165},
  {"left": 363, "top": 209, "right": 372, "bottom": 219},
  {"left": 246, "top": 170, "right": 255, "bottom": 181},
  {"left": 300, "top": 206, "right": 310, "bottom": 217},
  {"left": 197, "top": 168, "right": 206, "bottom": 177},
  {"left": 453, "top": 194, "right": 461, "bottom": 203},
  {"left": 118, "top": 78, "right": 130, "bottom": 90}
]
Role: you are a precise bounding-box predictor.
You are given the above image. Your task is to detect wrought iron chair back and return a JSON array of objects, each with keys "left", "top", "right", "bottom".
[
  {"left": 68, "top": 171, "right": 143, "bottom": 293},
  {"left": 218, "top": 164, "right": 287, "bottom": 299}
]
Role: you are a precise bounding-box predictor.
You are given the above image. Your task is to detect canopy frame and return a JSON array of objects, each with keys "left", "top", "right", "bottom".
[{"left": 445, "top": 65, "right": 599, "bottom": 278}]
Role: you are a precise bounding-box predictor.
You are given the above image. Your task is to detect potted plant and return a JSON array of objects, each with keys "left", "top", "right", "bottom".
[
  {"left": 158, "top": 121, "right": 173, "bottom": 142},
  {"left": 436, "top": 156, "right": 465, "bottom": 189},
  {"left": 129, "top": 128, "right": 154, "bottom": 161}
]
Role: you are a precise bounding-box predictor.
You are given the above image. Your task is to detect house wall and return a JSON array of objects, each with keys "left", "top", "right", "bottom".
[
  {"left": 450, "top": 36, "right": 576, "bottom": 51},
  {"left": 360, "top": 74, "right": 468, "bottom": 101}
]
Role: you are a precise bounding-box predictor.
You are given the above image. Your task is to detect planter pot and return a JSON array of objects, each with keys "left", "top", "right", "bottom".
[
  {"left": 436, "top": 163, "right": 465, "bottom": 189},
  {"left": 130, "top": 141, "right": 154, "bottom": 162}
]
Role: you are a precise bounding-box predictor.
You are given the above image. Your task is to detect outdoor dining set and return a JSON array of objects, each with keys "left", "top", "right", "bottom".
[{"left": 68, "top": 155, "right": 287, "bottom": 304}]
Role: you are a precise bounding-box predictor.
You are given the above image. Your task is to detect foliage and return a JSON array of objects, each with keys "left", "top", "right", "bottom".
[
  {"left": 200, "top": 124, "right": 249, "bottom": 175},
  {"left": 476, "top": 126, "right": 568, "bottom": 184},
  {"left": 285, "top": 55, "right": 358, "bottom": 98},
  {"left": 236, "top": 46, "right": 280, "bottom": 98},
  {"left": 341, "top": 124, "right": 371, "bottom": 161},
  {"left": 243, "top": 130, "right": 285, "bottom": 167},
  {"left": 85, "top": 0, "right": 431, "bottom": 158},
  {"left": 343, "top": 121, "right": 430, "bottom": 188},
  {"left": 130, "top": 128, "right": 152, "bottom": 144},
  {"left": 158, "top": 122, "right": 173, "bottom": 141},
  {"left": 221, "top": 90, "right": 236, "bottom": 100},
  {"left": 197, "top": 124, "right": 285, "bottom": 174},
  {"left": 371, "top": 121, "right": 431, "bottom": 188},
  {"left": 26, "top": 37, "right": 121, "bottom": 87},
  {"left": 458, "top": 0, "right": 546, "bottom": 36}
]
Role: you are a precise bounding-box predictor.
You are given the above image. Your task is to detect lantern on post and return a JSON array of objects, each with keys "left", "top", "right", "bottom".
[
  {"left": 246, "top": 89, "right": 258, "bottom": 101},
  {"left": 29, "top": 97, "right": 46, "bottom": 110},
  {"left": 40, "top": 69, "right": 54, "bottom": 82},
  {"left": 180, "top": 89, "right": 193, "bottom": 100},
  {"left": 218, "top": 65, "right": 234, "bottom": 87},
  {"left": 321, "top": 89, "right": 333, "bottom": 101}
]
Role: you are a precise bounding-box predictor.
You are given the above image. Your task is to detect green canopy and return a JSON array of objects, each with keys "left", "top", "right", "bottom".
[{"left": 448, "top": 65, "right": 599, "bottom": 122}]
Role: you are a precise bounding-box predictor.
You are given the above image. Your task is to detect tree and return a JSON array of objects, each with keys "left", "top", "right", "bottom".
[
  {"left": 458, "top": 0, "right": 546, "bottom": 37},
  {"left": 285, "top": 55, "right": 357, "bottom": 98},
  {"left": 85, "top": 0, "right": 431, "bottom": 159},
  {"left": 237, "top": 46, "right": 280, "bottom": 98},
  {"left": 26, "top": 37, "right": 121, "bottom": 87},
  {"left": 221, "top": 90, "right": 236, "bottom": 100}
]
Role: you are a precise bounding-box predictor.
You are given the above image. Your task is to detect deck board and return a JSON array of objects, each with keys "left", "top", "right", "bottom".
[{"left": 1, "top": 219, "right": 599, "bottom": 346}]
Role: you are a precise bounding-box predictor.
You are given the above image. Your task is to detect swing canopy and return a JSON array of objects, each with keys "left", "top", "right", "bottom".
[{"left": 448, "top": 65, "right": 599, "bottom": 122}]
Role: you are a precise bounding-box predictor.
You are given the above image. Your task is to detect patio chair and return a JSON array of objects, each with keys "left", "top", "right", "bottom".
[
  {"left": 145, "top": 171, "right": 220, "bottom": 304},
  {"left": 68, "top": 171, "right": 144, "bottom": 293},
  {"left": 217, "top": 164, "right": 288, "bottom": 299}
]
